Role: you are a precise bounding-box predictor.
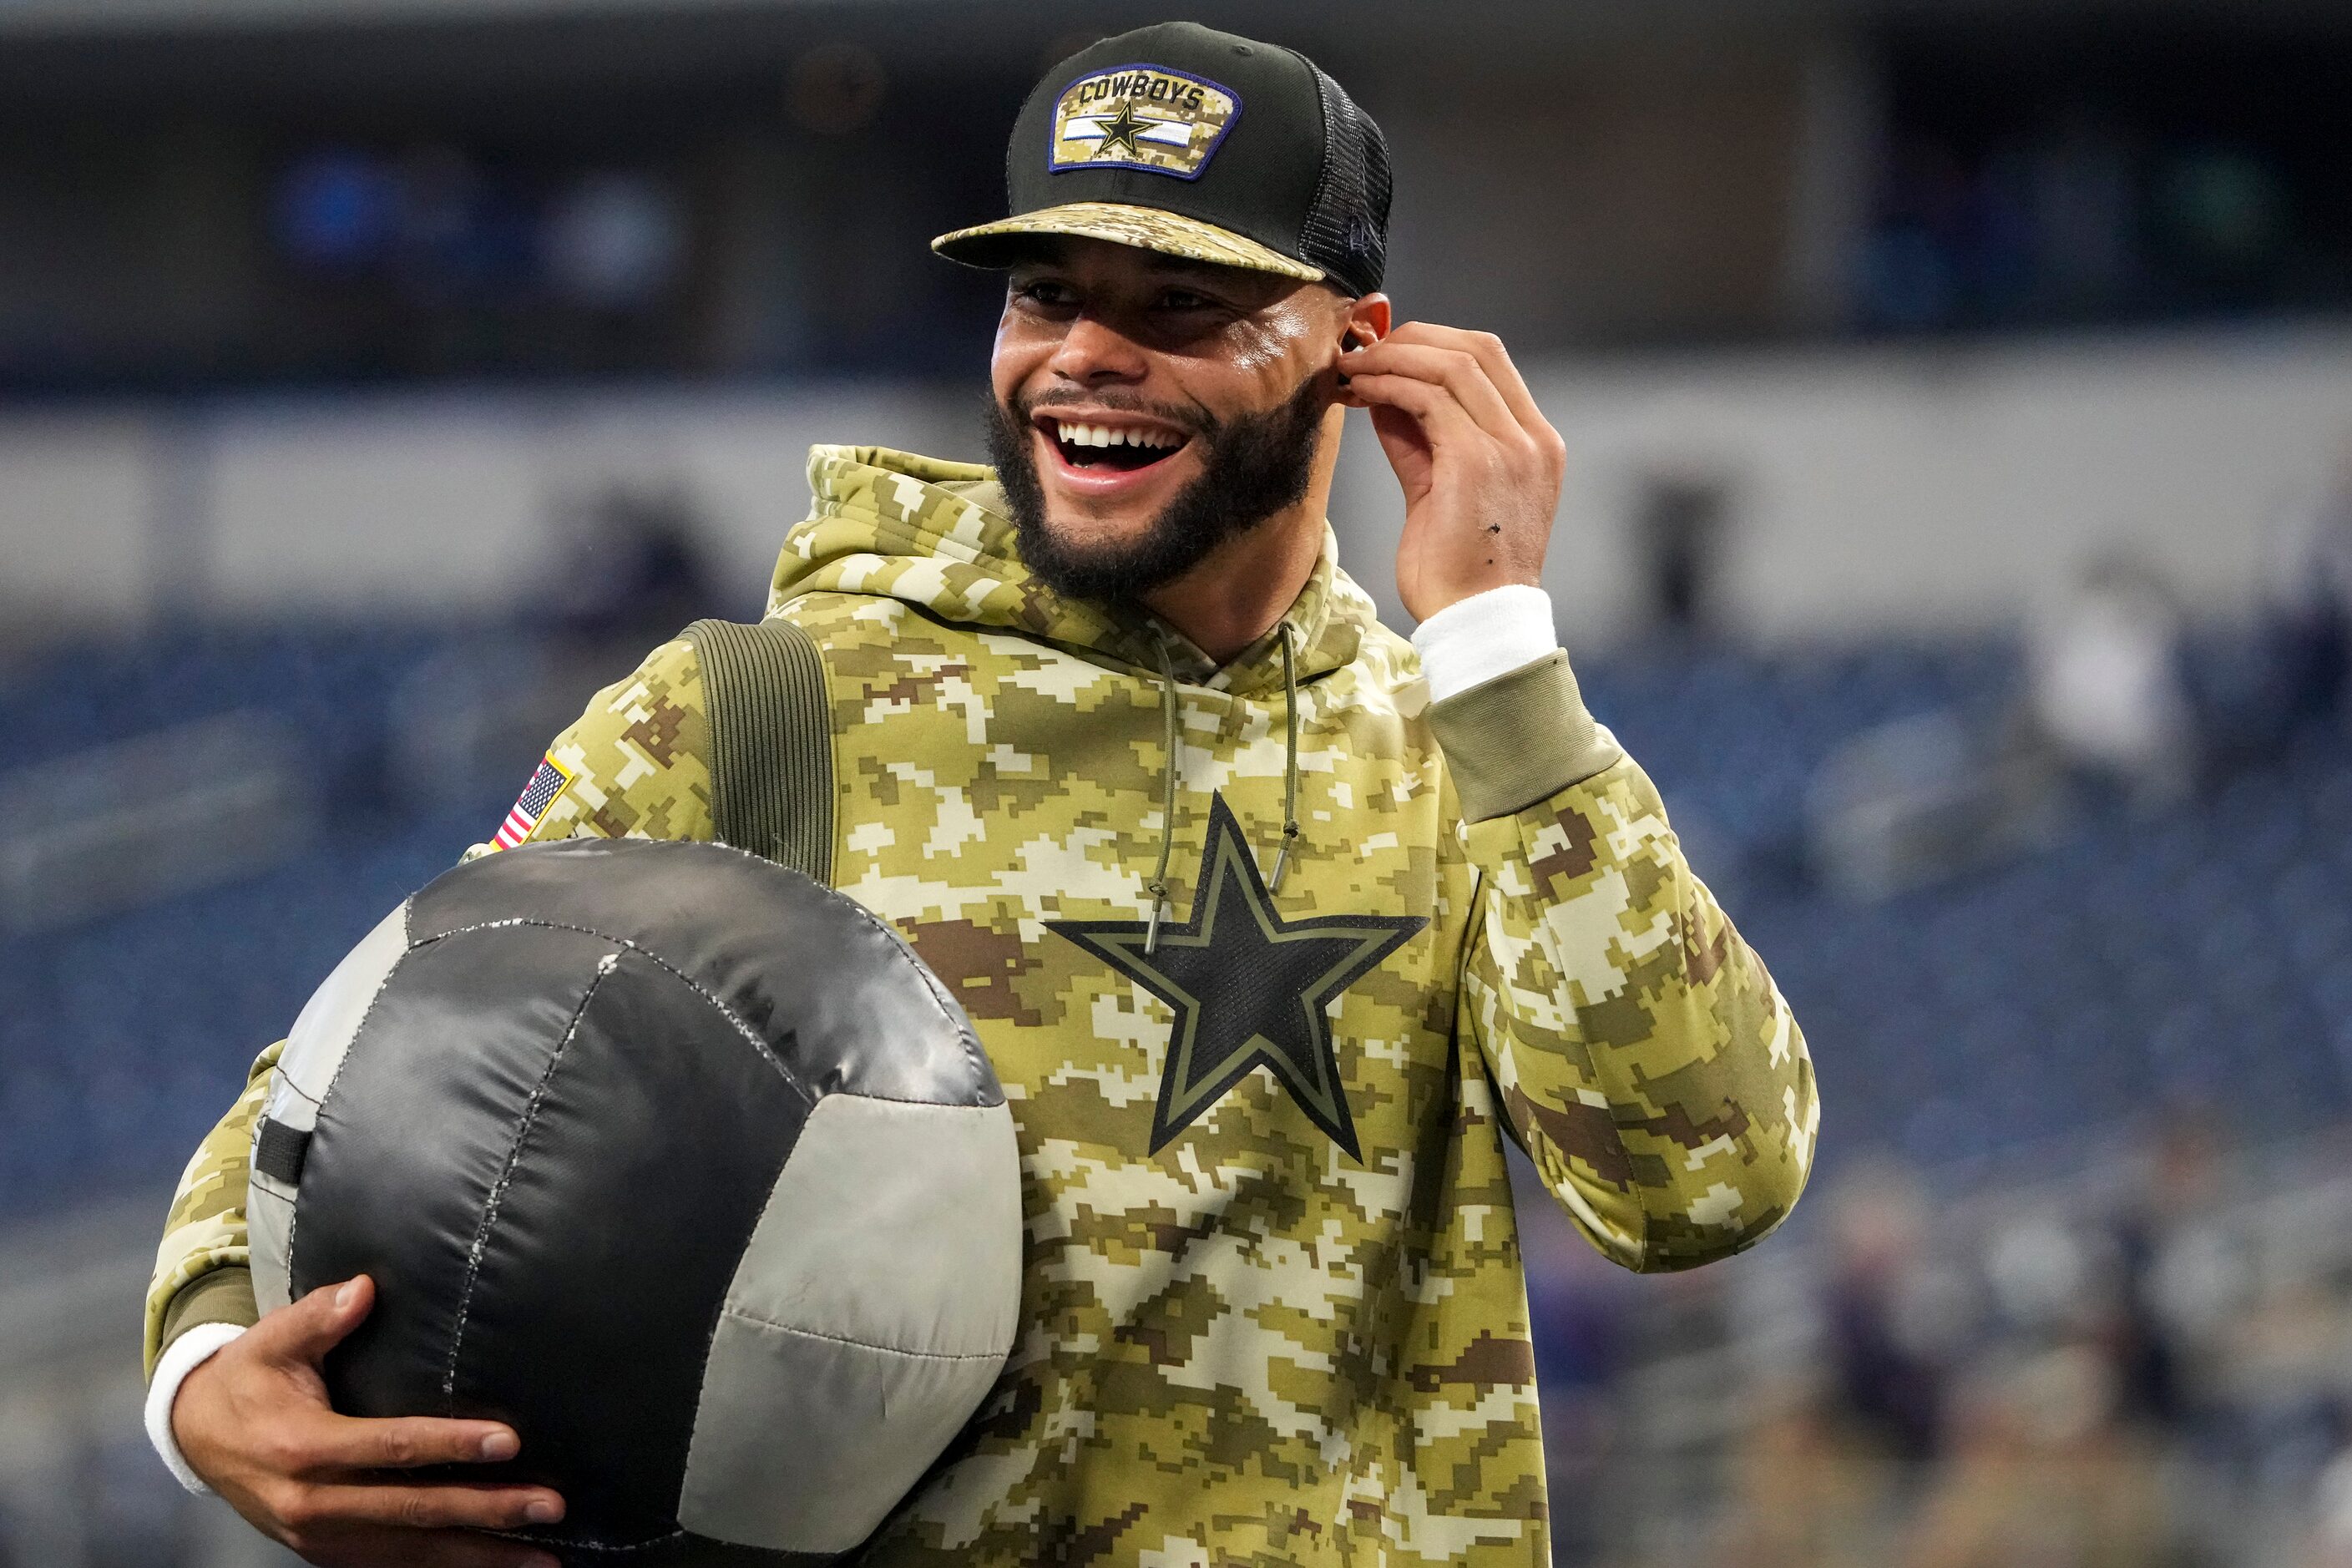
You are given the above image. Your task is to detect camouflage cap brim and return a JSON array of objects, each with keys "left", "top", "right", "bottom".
[{"left": 930, "top": 202, "right": 1325, "bottom": 284}]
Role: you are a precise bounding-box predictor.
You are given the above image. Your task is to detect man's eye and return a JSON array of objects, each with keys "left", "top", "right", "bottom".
[
  {"left": 1159, "top": 291, "right": 1214, "bottom": 311},
  {"left": 1014, "top": 281, "right": 1076, "bottom": 307}
]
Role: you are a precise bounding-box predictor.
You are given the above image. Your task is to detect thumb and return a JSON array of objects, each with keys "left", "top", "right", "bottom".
[{"left": 255, "top": 1274, "right": 375, "bottom": 1367}]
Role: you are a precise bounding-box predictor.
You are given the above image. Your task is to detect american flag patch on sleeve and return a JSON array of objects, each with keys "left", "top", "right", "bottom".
[{"left": 493, "top": 754, "right": 576, "bottom": 849}]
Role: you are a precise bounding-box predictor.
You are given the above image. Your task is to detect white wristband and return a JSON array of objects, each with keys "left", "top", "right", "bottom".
[
  {"left": 1410, "top": 584, "right": 1560, "bottom": 703},
  {"left": 146, "top": 1323, "right": 247, "bottom": 1495}
]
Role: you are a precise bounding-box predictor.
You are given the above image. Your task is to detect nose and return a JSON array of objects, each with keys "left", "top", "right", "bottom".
[{"left": 1045, "top": 312, "right": 1149, "bottom": 387}]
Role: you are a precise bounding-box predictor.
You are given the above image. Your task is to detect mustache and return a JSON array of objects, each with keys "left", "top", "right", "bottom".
[{"left": 1009, "top": 387, "right": 1218, "bottom": 439}]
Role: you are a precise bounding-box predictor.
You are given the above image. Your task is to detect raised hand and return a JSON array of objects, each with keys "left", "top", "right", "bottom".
[{"left": 1338, "top": 322, "right": 1565, "bottom": 624}]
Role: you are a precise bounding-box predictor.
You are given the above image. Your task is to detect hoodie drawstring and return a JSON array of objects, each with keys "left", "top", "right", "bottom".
[
  {"left": 1268, "top": 624, "right": 1302, "bottom": 894},
  {"left": 1145, "top": 642, "right": 1181, "bottom": 954},
  {"left": 1141, "top": 625, "right": 1306, "bottom": 951}
]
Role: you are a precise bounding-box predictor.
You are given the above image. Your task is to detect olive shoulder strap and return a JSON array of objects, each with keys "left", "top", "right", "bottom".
[{"left": 680, "top": 616, "right": 836, "bottom": 886}]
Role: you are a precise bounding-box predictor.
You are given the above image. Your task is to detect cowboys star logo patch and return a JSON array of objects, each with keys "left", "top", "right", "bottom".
[
  {"left": 1049, "top": 63, "right": 1241, "bottom": 180},
  {"left": 1049, "top": 792, "right": 1426, "bottom": 1161}
]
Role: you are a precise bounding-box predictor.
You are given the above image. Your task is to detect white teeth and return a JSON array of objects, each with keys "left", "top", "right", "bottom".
[{"left": 1053, "top": 420, "right": 1177, "bottom": 451}]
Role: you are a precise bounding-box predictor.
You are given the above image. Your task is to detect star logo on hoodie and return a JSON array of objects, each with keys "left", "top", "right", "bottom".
[{"left": 1050, "top": 792, "right": 1425, "bottom": 1161}]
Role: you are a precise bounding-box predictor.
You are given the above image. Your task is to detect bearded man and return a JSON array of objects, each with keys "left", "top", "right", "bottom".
[{"left": 142, "top": 22, "right": 1817, "bottom": 1568}]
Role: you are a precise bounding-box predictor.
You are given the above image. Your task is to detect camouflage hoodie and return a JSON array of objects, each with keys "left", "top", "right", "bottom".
[{"left": 148, "top": 446, "right": 1817, "bottom": 1566}]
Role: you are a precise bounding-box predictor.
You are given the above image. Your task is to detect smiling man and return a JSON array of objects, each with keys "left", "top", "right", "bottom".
[
  {"left": 985, "top": 250, "right": 1338, "bottom": 620},
  {"left": 143, "top": 21, "right": 1816, "bottom": 1568}
]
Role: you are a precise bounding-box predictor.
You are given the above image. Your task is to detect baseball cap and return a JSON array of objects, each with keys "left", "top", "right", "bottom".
[{"left": 931, "top": 22, "right": 1391, "bottom": 297}]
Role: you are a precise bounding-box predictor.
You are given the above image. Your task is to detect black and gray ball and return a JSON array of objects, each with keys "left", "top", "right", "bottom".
[{"left": 245, "top": 838, "right": 1022, "bottom": 1561}]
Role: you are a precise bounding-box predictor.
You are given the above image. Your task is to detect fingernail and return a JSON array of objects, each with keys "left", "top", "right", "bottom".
[
  {"left": 525, "top": 1498, "right": 564, "bottom": 1524},
  {"left": 334, "top": 1282, "right": 358, "bottom": 1310},
  {"left": 480, "top": 1430, "right": 519, "bottom": 1461}
]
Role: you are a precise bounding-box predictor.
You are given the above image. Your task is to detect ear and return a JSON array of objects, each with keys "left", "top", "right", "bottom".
[{"left": 1342, "top": 292, "right": 1392, "bottom": 351}]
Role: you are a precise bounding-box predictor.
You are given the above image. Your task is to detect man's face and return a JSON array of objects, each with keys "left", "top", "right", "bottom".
[{"left": 987, "top": 238, "right": 1349, "bottom": 600}]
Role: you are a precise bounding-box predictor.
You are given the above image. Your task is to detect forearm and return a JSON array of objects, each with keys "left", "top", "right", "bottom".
[
  {"left": 1437, "top": 635, "right": 1817, "bottom": 1270},
  {"left": 146, "top": 1042, "right": 279, "bottom": 1379},
  {"left": 145, "top": 1046, "right": 275, "bottom": 1495}
]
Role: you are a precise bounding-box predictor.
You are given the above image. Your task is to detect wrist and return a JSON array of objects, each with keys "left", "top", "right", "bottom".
[
  {"left": 147, "top": 1322, "right": 245, "bottom": 1495},
  {"left": 1410, "top": 583, "right": 1558, "bottom": 703}
]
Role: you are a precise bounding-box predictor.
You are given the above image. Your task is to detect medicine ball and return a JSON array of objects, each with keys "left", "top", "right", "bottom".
[{"left": 244, "top": 838, "right": 1023, "bottom": 1562}]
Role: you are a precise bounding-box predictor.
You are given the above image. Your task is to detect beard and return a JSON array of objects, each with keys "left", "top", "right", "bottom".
[{"left": 984, "top": 372, "right": 1328, "bottom": 603}]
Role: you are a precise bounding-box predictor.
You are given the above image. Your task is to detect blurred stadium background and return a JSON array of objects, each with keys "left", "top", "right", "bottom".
[{"left": 4, "top": 0, "right": 2352, "bottom": 1562}]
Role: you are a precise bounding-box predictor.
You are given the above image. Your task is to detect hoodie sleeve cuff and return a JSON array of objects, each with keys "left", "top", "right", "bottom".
[
  {"left": 147, "top": 1323, "right": 245, "bottom": 1495},
  {"left": 1429, "top": 650, "right": 1625, "bottom": 822},
  {"left": 157, "top": 1262, "right": 261, "bottom": 1354}
]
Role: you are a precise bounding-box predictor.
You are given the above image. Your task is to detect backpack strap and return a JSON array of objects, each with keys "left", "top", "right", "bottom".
[{"left": 681, "top": 616, "right": 835, "bottom": 885}]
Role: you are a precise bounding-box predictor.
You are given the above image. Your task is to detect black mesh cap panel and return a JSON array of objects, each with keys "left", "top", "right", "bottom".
[{"left": 1292, "top": 57, "right": 1392, "bottom": 297}]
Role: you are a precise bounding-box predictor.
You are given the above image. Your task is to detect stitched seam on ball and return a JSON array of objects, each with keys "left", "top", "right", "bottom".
[
  {"left": 440, "top": 951, "right": 615, "bottom": 1409},
  {"left": 718, "top": 1306, "right": 1010, "bottom": 1360},
  {"left": 283, "top": 941, "right": 417, "bottom": 1307},
  {"left": 422, "top": 919, "right": 817, "bottom": 1107}
]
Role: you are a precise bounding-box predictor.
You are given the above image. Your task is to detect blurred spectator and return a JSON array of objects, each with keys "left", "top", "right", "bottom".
[
  {"left": 2255, "top": 445, "right": 2352, "bottom": 734},
  {"left": 1521, "top": 1196, "right": 1636, "bottom": 1566},
  {"left": 544, "top": 480, "right": 723, "bottom": 653},
  {"left": 2023, "top": 554, "right": 2198, "bottom": 807},
  {"left": 389, "top": 480, "right": 722, "bottom": 813},
  {"left": 2105, "top": 1110, "right": 2220, "bottom": 1434},
  {"left": 1713, "top": 1388, "right": 1889, "bottom": 1568},
  {"left": 1823, "top": 1163, "right": 1950, "bottom": 1464},
  {"left": 1805, "top": 710, "right": 2059, "bottom": 896},
  {"left": 1899, "top": 1344, "right": 2171, "bottom": 1568},
  {"left": 1635, "top": 472, "right": 1734, "bottom": 639}
]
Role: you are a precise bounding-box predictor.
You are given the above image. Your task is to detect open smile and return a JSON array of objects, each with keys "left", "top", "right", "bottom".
[{"left": 1033, "top": 412, "right": 1192, "bottom": 478}]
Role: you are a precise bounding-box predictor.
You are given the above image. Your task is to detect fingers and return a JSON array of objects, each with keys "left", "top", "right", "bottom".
[
  {"left": 266, "top": 1479, "right": 562, "bottom": 1567},
  {"left": 1387, "top": 322, "right": 1552, "bottom": 436},
  {"left": 1343, "top": 327, "right": 1563, "bottom": 486},
  {"left": 1348, "top": 325, "right": 1562, "bottom": 476},
  {"left": 230, "top": 1282, "right": 527, "bottom": 1473},
  {"left": 302, "top": 1480, "right": 565, "bottom": 1532},
  {"left": 302, "top": 1412, "right": 529, "bottom": 1472},
  {"left": 1342, "top": 372, "right": 1486, "bottom": 452},
  {"left": 1343, "top": 340, "right": 1519, "bottom": 442},
  {"left": 254, "top": 1275, "right": 376, "bottom": 1367}
]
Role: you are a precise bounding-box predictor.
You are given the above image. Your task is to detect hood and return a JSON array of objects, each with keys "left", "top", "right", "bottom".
[{"left": 766, "top": 445, "right": 1370, "bottom": 697}]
